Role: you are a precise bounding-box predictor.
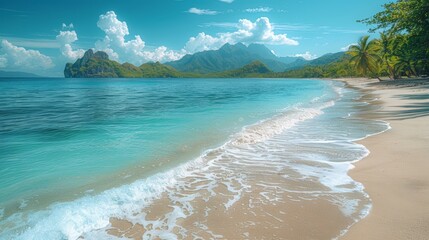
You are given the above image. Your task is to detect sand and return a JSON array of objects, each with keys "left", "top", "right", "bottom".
[{"left": 340, "top": 78, "right": 429, "bottom": 240}]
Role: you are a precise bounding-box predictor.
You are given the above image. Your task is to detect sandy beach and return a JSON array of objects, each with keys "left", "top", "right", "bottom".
[
  {"left": 341, "top": 78, "right": 429, "bottom": 240},
  {"left": 4, "top": 77, "right": 427, "bottom": 239}
]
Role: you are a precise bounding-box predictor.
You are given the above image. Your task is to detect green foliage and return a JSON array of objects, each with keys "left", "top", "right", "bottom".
[
  {"left": 360, "top": 0, "right": 429, "bottom": 38},
  {"left": 359, "top": 0, "right": 429, "bottom": 76},
  {"left": 347, "top": 36, "right": 381, "bottom": 77}
]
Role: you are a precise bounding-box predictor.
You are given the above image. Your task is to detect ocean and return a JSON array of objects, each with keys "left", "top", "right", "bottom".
[{"left": 0, "top": 78, "right": 389, "bottom": 239}]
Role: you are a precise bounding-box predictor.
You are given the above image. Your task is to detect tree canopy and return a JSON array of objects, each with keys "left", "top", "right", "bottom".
[{"left": 357, "top": 0, "right": 429, "bottom": 76}]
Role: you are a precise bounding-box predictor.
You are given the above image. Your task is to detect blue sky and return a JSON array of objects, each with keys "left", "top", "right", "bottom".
[{"left": 0, "top": 0, "right": 390, "bottom": 76}]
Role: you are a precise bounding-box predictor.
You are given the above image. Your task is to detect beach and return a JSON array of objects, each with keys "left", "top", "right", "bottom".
[
  {"left": 0, "top": 78, "right": 389, "bottom": 239},
  {"left": 107, "top": 78, "right": 429, "bottom": 240},
  {"left": 4, "top": 78, "right": 382, "bottom": 239},
  {"left": 1, "top": 77, "right": 428, "bottom": 239},
  {"left": 341, "top": 78, "right": 429, "bottom": 240}
]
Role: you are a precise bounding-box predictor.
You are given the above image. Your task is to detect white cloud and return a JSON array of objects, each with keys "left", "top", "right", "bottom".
[
  {"left": 188, "top": 8, "right": 218, "bottom": 15},
  {"left": 184, "top": 32, "right": 225, "bottom": 53},
  {"left": 245, "top": 7, "right": 272, "bottom": 13},
  {"left": 294, "top": 51, "right": 317, "bottom": 60},
  {"left": 341, "top": 43, "right": 357, "bottom": 51},
  {"left": 56, "top": 30, "right": 78, "bottom": 44},
  {"left": 141, "top": 46, "right": 185, "bottom": 62},
  {"left": 184, "top": 17, "right": 298, "bottom": 53},
  {"left": 0, "top": 39, "right": 53, "bottom": 70},
  {"left": 219, "top": 0, "right": 234, "bottom": 3},
  {"left": 56, "top": 30, "right": 85, "bottom": 61},
  {"left": 95, "top": 11, "right": 183, "bottom": 65}
]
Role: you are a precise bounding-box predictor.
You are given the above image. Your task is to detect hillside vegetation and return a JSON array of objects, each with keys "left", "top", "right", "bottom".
[{"left": 65, "top": 46, "right": 352, "bottom": 79}]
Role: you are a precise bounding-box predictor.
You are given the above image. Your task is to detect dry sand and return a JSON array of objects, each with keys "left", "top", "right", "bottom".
[{"left": 341, "top": 78, "right": 429, "bottom": 240}]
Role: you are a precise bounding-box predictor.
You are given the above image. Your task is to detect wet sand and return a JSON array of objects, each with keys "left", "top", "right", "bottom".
[{"left": 341, "top": 78, "right": 429, "bottom": 240}]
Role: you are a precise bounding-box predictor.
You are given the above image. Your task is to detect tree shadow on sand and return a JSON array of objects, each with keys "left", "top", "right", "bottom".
[{"left": 383, "top": 93, "right": 429, "bottom": 120}]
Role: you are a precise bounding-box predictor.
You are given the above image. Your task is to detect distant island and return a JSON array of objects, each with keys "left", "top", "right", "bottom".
[
  {"left": 64, "top": 43, "right": 361, "bottom": 78},
  {"left": 0, "top": 70, "right": 41, "bottom": 78}
]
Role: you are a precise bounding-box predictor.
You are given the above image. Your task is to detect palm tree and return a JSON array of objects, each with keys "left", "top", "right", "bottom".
[
  {"left": 396, "top": 47, "right": 417, "bottom": 77},
  {"left": 347, "top": 36, "right": 382, "bottom": 80},
  {"left": 392, "top": 35, "right": 418, "bottom": 78},
  {"left": 379, "top": 32, "right": 399, "bottom": 79}
]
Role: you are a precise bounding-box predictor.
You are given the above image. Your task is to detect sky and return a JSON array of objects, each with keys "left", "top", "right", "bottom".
[{"left": 0, "top": 0, "right": 391, "bottom": 76}]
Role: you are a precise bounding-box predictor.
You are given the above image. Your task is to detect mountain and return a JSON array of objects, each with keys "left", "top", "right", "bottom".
[
  {"left": 278, "top": 56, "right": 305, "bottom": 65},
  {"left": 280, "top": 52, "right": 346, "bottom": 71},
  {"left": 166, "top": 43, "right": 297, "bottom": 73},
  {"left": 65, "top": 49, "right": 183, "bottom": 78},
  {"left": 246, "top": 44, "right": 278, "bottom": 60},
  {"left": 0, "top": 70, "right": 41, "bottom": 78},
  {"left": 166, "top": 43, "right": 345, "bottom": 73},
  {"left": 307, "top": 52, "right": 346, "bottom": 66}
]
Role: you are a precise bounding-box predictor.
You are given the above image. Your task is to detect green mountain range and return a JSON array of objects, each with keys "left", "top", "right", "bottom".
[
  {"left": 165, "top": 43, "right": 299, "bottom": 73},
  {"left": 166, "top": 43, "right": 345, "bottom": 73},
  {"left": 64, "top": 43, "right": 348, "bottom": 78}
]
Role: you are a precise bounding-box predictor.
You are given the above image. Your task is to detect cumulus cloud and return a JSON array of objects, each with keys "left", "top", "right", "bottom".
[
  {"left": 141, "top": 46, "right": 184, "bottom": 62},
  {"left": 56, "top": 30, "right": 85, "bottom": 61},
  {"left": 184, "top": 33, "right": 225, "bottom": 53},
  {"left": 0, "top": 40, "right": 53, "bottom": 70},
  {"left": 188, "top": 8, "right": 218, "bottom": 15},
  {"left": 184, "top": 17, "right": 298, "bottom": 53},
  {"left": 245, "top": 7, "right": 272, "bottom": 13},
  {"left": 95, "top": 11, "right": 183, "bottom": 65},
  {"left": 294, "top": 51, "right": 317, "bottom": 60}
]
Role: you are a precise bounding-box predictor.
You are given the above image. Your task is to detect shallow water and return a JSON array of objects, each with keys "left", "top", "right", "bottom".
[{"left": 0, "top": 78, "right": 388, "bottom": 239}]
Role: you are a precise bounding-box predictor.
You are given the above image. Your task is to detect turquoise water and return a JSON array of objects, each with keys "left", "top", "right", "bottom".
[
  {"left": 0, "top": 78, "right": 329, "bottom": 210},
  {"left": 0, "top": 78, "right": 389, "bottom": 239}
]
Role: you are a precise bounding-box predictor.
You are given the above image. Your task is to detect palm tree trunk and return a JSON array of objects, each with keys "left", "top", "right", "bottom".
[{"left": 384, "top": 57, "right": 394, "bottom": 79}]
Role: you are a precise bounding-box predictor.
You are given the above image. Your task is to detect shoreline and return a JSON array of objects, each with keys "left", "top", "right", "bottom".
[
  {"left": 339, "top": 78, "right": 429, "bottom": 239},
  {"left": 4, "top": 79, "right": 366, "bottom": 239},
  {"left": 2, "top": 77, "right": 428, "bottom": 238},
  {"left": 103, "top": 79, "right": 387, "bottom": 239}
]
